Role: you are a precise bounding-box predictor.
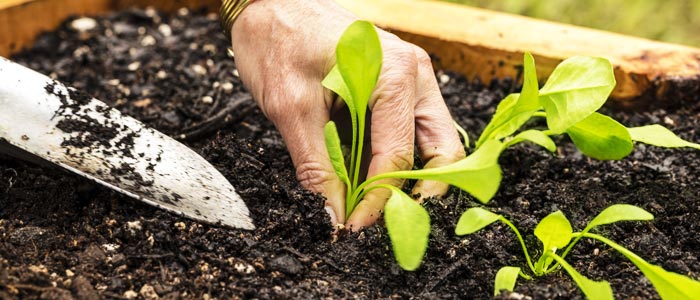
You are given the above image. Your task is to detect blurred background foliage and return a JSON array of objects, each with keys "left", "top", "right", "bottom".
[{"left": 440, "top": 0, "right": 700, "bottom": 47}]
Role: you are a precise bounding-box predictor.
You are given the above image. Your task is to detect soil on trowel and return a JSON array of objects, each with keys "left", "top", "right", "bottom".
[{"left": 1, "top": 7, "right": 699, "bottom": 299}]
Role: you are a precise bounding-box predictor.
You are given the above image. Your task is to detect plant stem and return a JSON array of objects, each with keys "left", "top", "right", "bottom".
[
  {"left": 519, "top": 271, "right": 533, "bottom": 280},
  {"left": 351, "top": 119, "right": 366, "bottom": 202},
  {"left": 499, "top": 217, "right": 537, "bottom": 274},
  {"left": 547, "top": 231, "right": 584, "bottom": 273},
  {"left": 345, "top": 111, "right": 359, "bottom": 191}
]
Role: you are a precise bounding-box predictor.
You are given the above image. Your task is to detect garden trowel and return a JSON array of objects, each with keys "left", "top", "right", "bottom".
[{"left": 0, "top": 57, "right": 254, "bottom": 230}]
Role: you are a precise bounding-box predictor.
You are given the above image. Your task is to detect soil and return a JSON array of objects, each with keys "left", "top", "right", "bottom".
[{"left": 2, "top": 7, "right": 699, "bottom": 300}]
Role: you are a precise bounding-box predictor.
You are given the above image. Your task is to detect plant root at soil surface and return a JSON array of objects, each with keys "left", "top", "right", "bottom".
[{"left": 1, "top": 7, "right": 699, "bottom": 299}]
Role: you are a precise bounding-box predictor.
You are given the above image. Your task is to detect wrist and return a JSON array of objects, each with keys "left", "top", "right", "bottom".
[{"left": 220, "top": 0, "right": 256, "bottom": 40}]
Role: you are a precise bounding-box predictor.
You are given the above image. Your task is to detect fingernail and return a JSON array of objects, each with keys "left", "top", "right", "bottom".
[{"left": 324, "top": 206, "right": 338, "bottom": 225}]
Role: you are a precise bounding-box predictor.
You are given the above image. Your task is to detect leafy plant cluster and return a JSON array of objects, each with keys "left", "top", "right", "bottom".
[
  {"left": 457, "top": 204, "right": 700, "bottom": 299},
  {"left": 323, "top": 19, "right": 700, "bottom": 287}
]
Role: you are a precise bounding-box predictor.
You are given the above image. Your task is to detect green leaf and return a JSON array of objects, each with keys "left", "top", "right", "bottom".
[
  {"left": 628, "top": 124, "right": 700, "bottom": 150},
  {"left": 518, "top": 53, "right": 541, "bottom": 112},
  {"left": 384, "top": 187, "right": 431, "bottom": 271},
  {"left": 494, "top": 266, "right": 521, "bottom": 296},
  {"left": 324, "top": 121, "right": 350, "bottom": 187},
  {"left": 583, "top": 204, "right": 653, "bottom": 234},
  {"left": 477, "top": 93, "right": 518, "bottom": 146},
  {"left": 548, "top": 252, "right": 614, "bottom": 300},
  {"left": 335, "top": 20, "right": 382, "bottom": 125},
  {"left": 504, "top": 130, "right": 556, "bottom": 152},
  {"left": 455, "top": 207, "right": 501, "bottom": 235},
  {"left": 333, "top": 20, "right": 382, "bottom": 198},
  {"left": 534, "top": 210, "right": 573, "bottom": 250},
  {"left": 322, "top": 64, "right": 354, "bottom": 111},
  {"left": 323, "top": 64, "right": 359, "bottom": 184},
  {"left": 540, "top": 56, "right": 616, "bottom": 133},
  {"left": 584, "top": 233, "right": 700, "bottom": 300},
  {"left": 376, "top": 139, "right": 503, "bottom": 204},
  {"left": 567, "top": 112, "right": 633, "bottom": 160},
  {"left": 477, "top": 53, "right": 541, "bottom": 147},
  {"left": 534, "top": 210, "right": 573, "bottom": 273}
]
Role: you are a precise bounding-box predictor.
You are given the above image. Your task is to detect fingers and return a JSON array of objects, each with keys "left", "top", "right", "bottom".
[
  {"left": 346, "top": 44, "right": 418, "bottom": 230},
  {"left": 411, "top": 47, "right": 466, "bottom": 199},
  {"left": 266, "top": 82, "right": 347, "bottom": 225}
]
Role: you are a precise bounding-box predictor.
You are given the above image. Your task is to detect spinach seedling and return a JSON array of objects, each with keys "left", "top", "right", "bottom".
[
  {"left": 466, "top": 52, "right": 700, "bottom": 205},
  {"left": 324, "top": 21, "right": 505, "bottom": 270},
  {"left": 456, "top": 204, "right": 700, "bottom": 299},
  {"left": 322, "top": 20, "right": 431, "bottom": 271},
  {"left": 323, "top": 22, "right": 700, "bottom": 271}
]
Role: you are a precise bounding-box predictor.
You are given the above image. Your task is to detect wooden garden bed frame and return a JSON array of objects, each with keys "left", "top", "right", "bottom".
[{"left": 2, "top": 0, "right": 699, "bottom": 105}]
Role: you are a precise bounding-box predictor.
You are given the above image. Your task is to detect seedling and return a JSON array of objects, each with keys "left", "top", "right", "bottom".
[
  {"left": 323, "top": 21, "right": 700, "bottom": 271},
  {"left": 456, "top": 204, "right": 700, "bottom": 299}
]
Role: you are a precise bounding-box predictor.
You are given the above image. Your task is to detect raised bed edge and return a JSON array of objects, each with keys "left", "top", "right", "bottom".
[{"left": 2, "top": 0, "right": 700, "bottom": 106}]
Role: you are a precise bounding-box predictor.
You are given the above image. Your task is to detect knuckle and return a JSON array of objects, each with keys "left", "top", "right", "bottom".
[
  {"left": 422, "top": 137, "right": 466, "bottom": 166},
  {"left": 295, "top": 161, "right": 336, "bottom": 193},
  {"left": 440, "top": 142, "right": 467, "bottom": 163},
  {"left": 376, "top": 148, "right": 414, "bottom": 171},
  {"left": 383, "top": 44, "right": 419, "bottom": 77},
  {"left": 372, "top": 49, "right": 418, "bottom": 108},
  {"left": 412, "top": 46, "right": 433, "bottom": 69},
  {"left": 264, "top": 86, "right": 313, "bottom": 123}
]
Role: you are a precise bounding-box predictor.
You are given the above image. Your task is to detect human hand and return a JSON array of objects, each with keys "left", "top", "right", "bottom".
[{"left": 229, "top": 0, "right": 465, "bottom": 229}]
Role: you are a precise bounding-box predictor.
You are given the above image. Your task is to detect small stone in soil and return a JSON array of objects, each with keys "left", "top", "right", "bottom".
[{"left": 270, "top": 255, "right": 304, "bottom": 275}]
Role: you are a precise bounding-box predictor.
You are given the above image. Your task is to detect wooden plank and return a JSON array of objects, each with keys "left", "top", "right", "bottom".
[
  {"left": 112, "top": 0, "right": 218, "bottom": 12},
  {"left": 2, "top": 0, "right": 700, "bottom": 105},
  {"left": 0, "top": 0, "right": 219, "bottom": 57},
  {"left": 0, "top": 0, "right": 111, "bottom": 56},
  {"left": 335, "top": 0, "right": 700, "bottom": 105}
]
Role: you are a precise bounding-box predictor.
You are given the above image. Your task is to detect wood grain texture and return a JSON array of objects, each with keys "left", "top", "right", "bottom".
[
  {"left": 335, "top": 0, "right": 700, "bottom": 105},
  {"left": 2, "top": 0, "right": 700, "bottom": 105},
  {"left": 0, "top": 0, "right": 219, "bottom": 57}
]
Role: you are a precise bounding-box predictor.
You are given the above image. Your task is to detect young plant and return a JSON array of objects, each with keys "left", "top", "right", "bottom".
[
  {"left": 456, "top": 204, "right": 700, "bottom": 299},
  {"left": 323, "top": 21, "right": 507, "bottom": 270},
  {"left": 323, "top": 21, "right": 700, "bottom": 271},
  {"left": 322, "top": 20, "right": 431, "bottom": 271}
]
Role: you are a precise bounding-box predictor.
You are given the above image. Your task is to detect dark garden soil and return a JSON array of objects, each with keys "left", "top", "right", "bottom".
[{"left": 1, "top": 7, "right": 699, "bottom": 300}]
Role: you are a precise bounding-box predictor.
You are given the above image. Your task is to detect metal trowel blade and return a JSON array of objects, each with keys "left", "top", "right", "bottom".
[{"left": 0, "top": 57, "right": 254, "bottom": 230}]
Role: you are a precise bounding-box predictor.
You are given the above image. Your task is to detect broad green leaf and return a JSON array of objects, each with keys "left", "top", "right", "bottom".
[
  {"left": 584, "top": 233, "right": 700, "bottom": 300},
  {"left": 377, "top": 139, "right": 503, "bottom": 204},
  {"left": 518, "top": 53, "right": 540, "bottom": 112},
  {"left": 504, "top": 130, "right": 557, "bottom": 152},
  {"left": 455, "top": 207, "right": 501, "bottom": 235},
  {"left": 540, "top": 56, "right": 616, "bottom": 133},
  {"left": 323, "top": 64, "right": 360, "bottom": 188},
  {"left": 535, "top": 211, "right": 572, "bottom": 250},
  {"left": 548, "top": 252, "right": 614, "bottom": 300},
  {"left": 567, "top": 112, "right": 633, "bottom": 160},
  {"left": 494, "top": 266, "right": 521, "bottom": 296},
  {"left": 477, "top": 53, "right": 541, "bottom": 147},
  {"left": 628, "top": 124, "right": 700, "bottom": 150},
  {"left": 324, "top": 121, "right": 350, "bottom": 187},
  {"left": 534, "top": 211, "right": 573, "bottom": 272},
  {"left": 335, "top": 20, "right": 382, "bottom": 124},
  {"left": 384, "top": 187, "right": 431, "bottom": 271},
  {"left": 334, "top": 20, "right": 382, "bottom": 195},
  {"left": 583, "top": 204, "right": 653, "bottom": 234}
]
